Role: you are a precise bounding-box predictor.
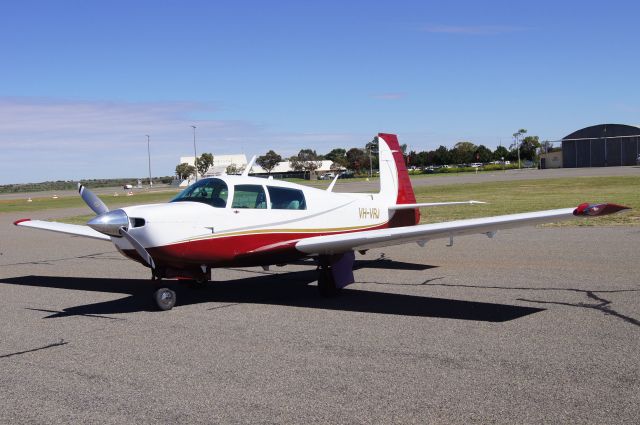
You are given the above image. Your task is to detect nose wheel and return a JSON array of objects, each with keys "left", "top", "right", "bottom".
[
  {"left": 154, "top": 287, "right": 176, "bottom": 311},
  {"left": 151, "top": 270, "right": 176, "bottom": 311}
]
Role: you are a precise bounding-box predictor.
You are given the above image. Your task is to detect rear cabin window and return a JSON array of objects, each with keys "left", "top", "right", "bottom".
[
  {"left": 170, "top": 178, "right": 228, "bottom": 208},
  {"left": 267, "top": 186, "right": 307, "bottom": 210},
  {"left": 232, "top": 185, "right": 267, "bottom": 209}
]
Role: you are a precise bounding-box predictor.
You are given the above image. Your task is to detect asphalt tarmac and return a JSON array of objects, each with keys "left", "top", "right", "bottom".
[{"left": 1, "top": 180, "right": 639, "bottom": 423}]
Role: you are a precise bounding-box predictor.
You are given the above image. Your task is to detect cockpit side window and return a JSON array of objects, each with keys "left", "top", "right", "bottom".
[
  {"left": 232, "top": 185, "right": 267, "bottom": 209},
  {"left": 267, "top": 186, "right": 307, "bottom": 210},
  {"left": 170, "top": 178, "right": 228, "bottom": 208}
]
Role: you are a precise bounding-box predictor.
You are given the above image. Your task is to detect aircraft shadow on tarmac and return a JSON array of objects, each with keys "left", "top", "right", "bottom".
[{"left": 0, "top": 269, "right": 543, "bottom": 322}]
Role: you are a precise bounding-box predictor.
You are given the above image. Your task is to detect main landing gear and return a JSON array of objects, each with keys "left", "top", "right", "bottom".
[
  {"left": 317, "top": 252, "right": 355, "bottom": 297},
  {"left": 317, "top": 265, "right": 339, "bottom": 297}
]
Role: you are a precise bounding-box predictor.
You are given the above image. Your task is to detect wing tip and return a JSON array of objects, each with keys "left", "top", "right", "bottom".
[
  {"left": 573, "top": 203, "right": 631, "bottom": 217},
  {"left": 13, "top": 218, "right": 31, "bottom": 226}
]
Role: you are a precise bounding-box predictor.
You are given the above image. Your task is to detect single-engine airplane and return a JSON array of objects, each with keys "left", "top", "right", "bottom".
[{"left": 14, "top": 133, "right": 630, "bottom": 310}]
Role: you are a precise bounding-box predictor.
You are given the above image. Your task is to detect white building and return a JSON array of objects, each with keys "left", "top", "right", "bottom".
[
  {"left": 251, "top": 160, "right": 336, "bottom": 175},
  {"left": 177, "top": 155, "right": 338, "bottom": 186},
  {"left": 180, "top": 154, "right": 248, "bottom": 178}
]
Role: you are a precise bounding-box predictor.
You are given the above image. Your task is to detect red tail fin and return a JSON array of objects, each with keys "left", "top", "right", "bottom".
[{"left": 378, "top": 133, "right": 420, "bottom": 226}]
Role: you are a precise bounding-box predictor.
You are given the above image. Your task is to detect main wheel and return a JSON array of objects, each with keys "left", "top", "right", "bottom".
[
  {"left": 154, "top": 287, "right": 176, "bottom": 311},
  {"left": 317, "top": 267, "right": 338, "bottom": 297},
  {"left": 188, "top": 273, "right": 209, "bottom": 290}
]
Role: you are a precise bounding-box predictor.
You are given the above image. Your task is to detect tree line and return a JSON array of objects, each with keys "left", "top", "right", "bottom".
[{"left": 175, "top": 130, "right": 556, "bottom": 178}]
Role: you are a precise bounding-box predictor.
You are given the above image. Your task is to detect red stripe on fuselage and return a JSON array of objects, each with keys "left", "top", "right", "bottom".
[{"left": 123, "top": 223, "right": 390, "bottom": 270}]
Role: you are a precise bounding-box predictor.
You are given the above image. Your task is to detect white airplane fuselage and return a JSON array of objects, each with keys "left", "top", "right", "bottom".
[{"left": 113, "top": 175, "right": 416, "bottom": 273}]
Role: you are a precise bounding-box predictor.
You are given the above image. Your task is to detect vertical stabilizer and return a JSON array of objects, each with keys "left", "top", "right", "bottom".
[{"left": 377, "top": 133, "right": 420, "bottom": 226}]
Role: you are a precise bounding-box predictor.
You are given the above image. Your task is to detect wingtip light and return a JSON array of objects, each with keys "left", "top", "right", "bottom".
[{"left": 573, "top": 203, "right": 631, "bottom": 217}]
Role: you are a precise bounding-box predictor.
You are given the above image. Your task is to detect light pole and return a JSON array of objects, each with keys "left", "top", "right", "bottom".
[
  {"left": 368, "top": 137, "right": 377, "bottom": 178},
  {"left": 191, "top": 125, "right": 198, "bottom": 181},
  {"left": 513, "top": 128, "right": 526, "bottom": 169},
  {"left": 517, "top": 133, "right": 521, "bottom": 169},
  {"left": 146, "top": 135, "right": 152, "bottom": 187}
]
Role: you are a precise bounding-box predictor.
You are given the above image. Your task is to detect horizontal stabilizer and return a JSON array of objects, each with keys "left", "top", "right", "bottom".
[{"left": 389, "top": 200, "right": 486, "bottom": 210}]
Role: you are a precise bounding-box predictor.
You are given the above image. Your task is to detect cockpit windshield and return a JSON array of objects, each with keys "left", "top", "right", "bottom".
[{"left": 170, "top": 178, "right": 228, "bottom": 208}]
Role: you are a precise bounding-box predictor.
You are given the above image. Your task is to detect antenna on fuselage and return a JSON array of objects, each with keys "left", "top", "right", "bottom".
[
  {"left": 242, "top": 155, "right": 257, "bottom": 177},
  {"left": 326, "top": 173, "right": 340, "bottom": 192}
]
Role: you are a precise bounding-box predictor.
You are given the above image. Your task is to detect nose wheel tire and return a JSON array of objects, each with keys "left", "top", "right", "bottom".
[{"left": 154, "top": 288, "right": 176, "bottom": 311}]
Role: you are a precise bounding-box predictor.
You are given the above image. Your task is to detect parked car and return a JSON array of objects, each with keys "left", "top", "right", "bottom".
[
  {"left": 470, "top": 163, "right": 483, "bottom": 168},
  {"left": 319, "top": 172, "right": 335, "bottom": 180}
]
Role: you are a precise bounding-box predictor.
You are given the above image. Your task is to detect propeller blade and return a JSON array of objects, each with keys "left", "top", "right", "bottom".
[
  {"left": 78, "top": 183, "right": 109, "bottom": 216},
  {"left": 119, "top": 227, "right": 156, "bottom": 269}
]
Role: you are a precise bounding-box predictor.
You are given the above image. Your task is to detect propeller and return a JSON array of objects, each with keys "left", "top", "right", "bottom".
[
  {"left": 78, "top": 183, "right": 109, "bottom": 215},
  {"left": 78, "top": 182, "right": 156, "bottom": 270},
  {"left": 119, "top": 227, "right": 156, "bottom": 269}
]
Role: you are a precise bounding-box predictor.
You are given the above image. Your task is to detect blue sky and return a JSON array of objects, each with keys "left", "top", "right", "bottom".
[{"left": 1, "top": 0, "right": 638, "bottom": 183}]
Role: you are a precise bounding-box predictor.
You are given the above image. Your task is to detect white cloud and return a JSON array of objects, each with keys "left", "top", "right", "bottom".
[{"left": 0, "top": 98, "right": 361, "bottom": 184}]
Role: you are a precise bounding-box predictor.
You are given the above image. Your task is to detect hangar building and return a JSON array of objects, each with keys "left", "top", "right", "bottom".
[{"left": 562, "top": 124, "right": 640, "bottom": 167}]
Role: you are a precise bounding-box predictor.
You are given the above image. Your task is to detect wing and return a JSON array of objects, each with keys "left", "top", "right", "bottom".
[
  {"left": 14, "top": 219, "right": 111, "bottom": 241},
  {"left": 295, "top": 203, "right": 629, "bottom": 255}
]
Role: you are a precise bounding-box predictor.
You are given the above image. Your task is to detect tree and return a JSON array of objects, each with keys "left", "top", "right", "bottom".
[
  {"left": 539, "top": 140, "right": 556, "bottom": 155},
  {"left": 324, "top": 148, "right": 347, "bottom": 168},
  {"left": 450, "top": 141, "right": 477, "bottom": 165},
  {"left": 407, "top": 150, "right": 421, "bottom": 167},
  {"left": 329, "top": 161, "right": 344, "bottom": 172},
  {"left": 346, "top": 148, "right": 367, "bottom": 173},
  {"left": 475, "top": 145, "right": 493, "bottom": 163},
  {"left": 256, "top": 150, "right": 282, "bottom": 174},
  {"left": 175, "top": 162, "right": 196, "bottom": 180},
  {"left": 289, "top": 155, "right": 304, "bottom": 176},
  {"left": 364, "top": 138, "right": 379, "bottom": 172},
  {"left": 195, "top": 153, "right": 214, "bottom": 177},
  {"left": 226, "top": 164, "right": 242, "bottom": 175},
  {"left": 415, "top": 151, "right": 431, "bottom": 167},
  {"left": 493, "top": 145, "right": 509, "bottom": 161},
  {"left": 512, "top": 129, "right": 527, "bottom": 168},
  {"left": 365, "top": 138, "right": 378, "bottom": 153},
  {"left": 296, "top": 149, "right": 322, "bottom": 179},
  {"left": 432, "top": 145, "right": 451, "bottom": 166},
  {"left": 519, "top": 135, "right": 540, "bottom": 161}
]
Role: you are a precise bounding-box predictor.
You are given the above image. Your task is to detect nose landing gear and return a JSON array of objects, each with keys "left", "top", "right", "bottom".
[{"left": 150, "top": 266, "right": 210, "bottom": 310}]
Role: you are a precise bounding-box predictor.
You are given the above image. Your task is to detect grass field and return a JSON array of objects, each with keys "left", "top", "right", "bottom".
[
  {"left": 4, "top": 176, "right": 637, "bottom": 227},
  {"left": 0, "top": 189, "right": 180, "bottom": 214},
  {"left": 414, "top": 176, "right": 639, "bottom": 226}
]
